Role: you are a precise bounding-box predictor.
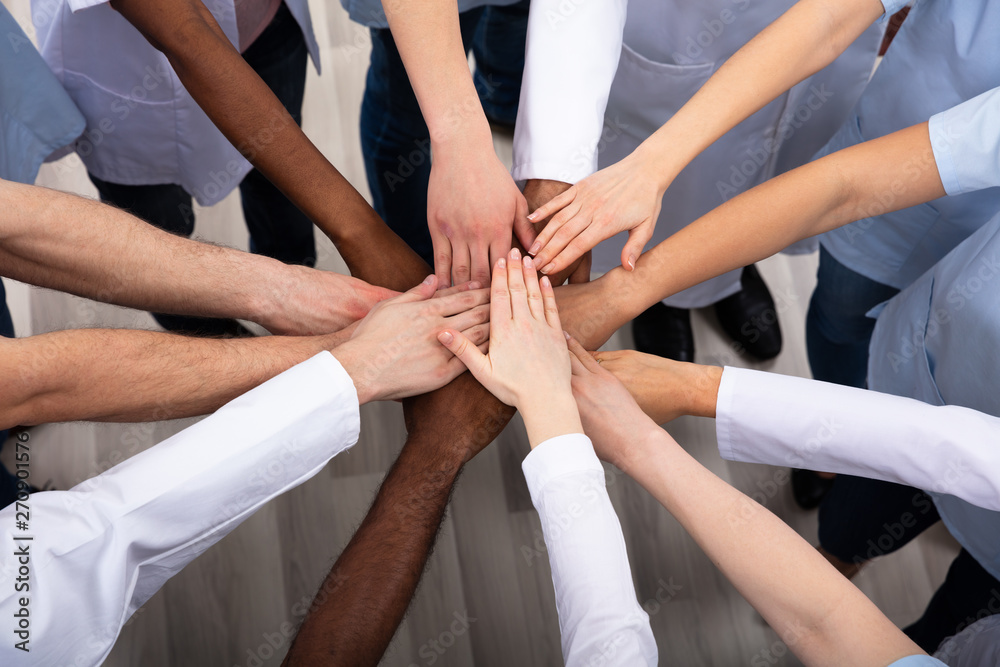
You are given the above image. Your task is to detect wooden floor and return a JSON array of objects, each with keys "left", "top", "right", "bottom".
[{"left": 2, "top": 1, "right": 960, "bottom": 665}]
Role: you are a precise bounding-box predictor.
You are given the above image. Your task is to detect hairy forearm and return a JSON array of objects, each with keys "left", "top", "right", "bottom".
[
  {"left": 638, "top": 0, "right": 883, "bottom": 183},
  {"left": 0, "top": 181, "right": 305, "bottom": 326},
  {"left": 614, "top": 122, "right": 944, "bottom": 321},
  {"left": 285, "top": 375, "right": 514, "bottom": 665},
  {"left": 0, "top": 328, "right": 347, "bottom": 429},
  {"left": 623, "top": 429, "right": 920, "bottom": 666},
  {"left": 109, "top": 0, "right": 427, "bottom": 290}
]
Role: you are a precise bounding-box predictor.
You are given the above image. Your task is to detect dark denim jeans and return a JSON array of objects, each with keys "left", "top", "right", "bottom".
[
  {"left": 805, "top": 246, "right": 900, "bottom": 388},
  {"left": 0, "top": 280, "right": 17, "bottom": 508},
  {"left": 360, "top": 1, "right": 529, "bottom": 266},
  {"left": 90, "top": 2, "right": 314, "bottom": 337}
]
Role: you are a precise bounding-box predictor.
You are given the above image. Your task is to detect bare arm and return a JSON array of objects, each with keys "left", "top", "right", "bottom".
[
  {"left": 554, "top": 122, "right": 945, "bottom": 348},
  {"left": 529, "top": 0, "right": 886, "bottom": 274},
  {"left": 381, "top": 0, "right": 531, "bottom": 285},
  {"left": 0, "top": 328, "right": 347, "bottom": 429},
  {"left": 108, "top": 0, "right": 426, "bottom": 289},
  {"left": 568, "top": 342, "right": 926, "bottom": 667},
  {"left": 0, "top": 180, "right": 395, "bottom": 335}
]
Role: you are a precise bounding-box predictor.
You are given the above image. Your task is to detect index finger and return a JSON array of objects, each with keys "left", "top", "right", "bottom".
[{"left": 527, "top": 186, "right": 576, "bottom": 226}]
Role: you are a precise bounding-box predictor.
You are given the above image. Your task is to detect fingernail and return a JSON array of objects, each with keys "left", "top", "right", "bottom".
[
  {"left": 438, "top": 331, "right": 454, "bottom": 345},
  {"left": 627, "top": 255, "right": 636, "bottom": 271},
  {"left": 527, "top": 212, "right": 538, "bottom": 221},
  {"left": 528, "top": 242, "right": 541, "bottom": 255},
  {"left": 524, "top": 256, "right": 534, "bottom": 269},
  {"left": 541, "top": 263, "right": 554, "bottom": 274},
  {"left": 540, "top": 275, "right": 551, "bottom": 288},
  {"left": 468, "top": 281, "right": 481, "bottom": 289},
  {"left": 563, "top": 331, "right": 571, "bottom": 340},
  {"left": 510, "top": 248, "right": 521, "bottom": 260},
  {"left": 423, "top": 275, "right": 435, "bottom": 285},
  {"left": 497, "top": 258, "right": 506, "bottom": 269}
]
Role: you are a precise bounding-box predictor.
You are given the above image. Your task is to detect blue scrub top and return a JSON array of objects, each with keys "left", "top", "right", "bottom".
[
  {"left": 0, "top": 5, "right": 84, "bottom": 184},
  {"left": 818, "top": 0, "right": 1000, "bottom": 290},
  {"left": 869, "top": 210, "right": 1000, "bottom": 583}
]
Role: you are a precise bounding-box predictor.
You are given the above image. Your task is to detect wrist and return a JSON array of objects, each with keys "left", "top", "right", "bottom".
[
  {"left": 614, "top": 421, "right": 666, "bottom": 473},
  {"left": 636, "top": 128, "right": 688, "bottom": 192},
  {"left": 429, "top": 112, "right": 493, "bottom": 155},
  {"left": 330, "top": 341, "right": 379, "bottom": 405},
  {"left": 520, "top": 393, "right": 583, "bottom": 449},
  {"left": 689, "top": 365, "right": 723, "bottom": 419}
]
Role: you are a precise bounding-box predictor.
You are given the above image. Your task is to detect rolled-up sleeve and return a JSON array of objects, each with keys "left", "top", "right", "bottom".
[
  {"left": 522, "top": 433, "right": 657, "bottom": 666},
  {"left": 929, "top": 86, "right": 1000, "bottom": 196}
]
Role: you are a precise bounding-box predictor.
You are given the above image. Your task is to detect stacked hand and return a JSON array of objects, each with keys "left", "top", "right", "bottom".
[
  {"left": 428, "top": 144, "right": 537, "bottom": 287},
  {"left": 438, "top": 248, "right": 583, "bottom": 447},
  {"left": 565, "top": 338, "right": 660, "bottom": 470},
  {"left": 333, "top": 276, "right": 490, "bottom": 403},
  {"left": 526, "top": 151, "right": 666, "bottom": 277}
]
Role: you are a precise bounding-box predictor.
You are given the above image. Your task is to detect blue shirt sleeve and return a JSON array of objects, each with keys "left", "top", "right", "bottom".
[
  {"left": 888, "top": 655, "right": 947, "bottom": 667},
  {"left": 929, "top": 86, "right": 1000, "bottom": 196},
  {"left": 879, "top": 0, "right": 911, "bottom": 18}
]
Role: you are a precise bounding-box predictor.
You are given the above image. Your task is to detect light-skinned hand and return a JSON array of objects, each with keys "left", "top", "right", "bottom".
[
  {"left": 428, "top": 146, "right": 536, "bottom": 287},
  {"left": 522, "top": 178, "right": 593, "bottom": 286},
  {"left": 527, "top": 151, "right": 663, "bottom": 277},
  {"left": 333, "top": 275, "right": 490, "bottom": 403},
  {"left": 437, "top": 248, "right": 582, "bottom": 447},
  {"left": 592, "top": 349, "right": 722, "bottom": 424},
  {"left": 566, "top": 336, "right": 661, "bottom": 470}
]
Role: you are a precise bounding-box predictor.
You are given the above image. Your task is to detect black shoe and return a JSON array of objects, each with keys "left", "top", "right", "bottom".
[
  {"left": 791, "top": 469, "right": 835, "bottom": 510},
  {"left": 631, "top": 303, "right": 694, "bottom": 362},
  {"left": 713, "top": 265, "right": 783, "bottom": 361}
]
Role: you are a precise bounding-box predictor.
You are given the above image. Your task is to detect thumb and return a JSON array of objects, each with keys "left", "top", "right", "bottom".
[
  {"left": 395, "top": 275, "right": 438, "bottom": 303},
  {"left": 437, "top": 329, "right": 490, "bottom": 380},
  {"left": 513, "top": 194, "right": 537, "bottom": 250},
  {"left": 621, "top": 224, "right": 653, "bottom": 272}
]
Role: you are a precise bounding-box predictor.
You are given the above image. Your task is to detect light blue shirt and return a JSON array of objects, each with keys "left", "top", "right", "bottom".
[
  {"left": 818, "top": 0, "right": 1000, "bottom": 290},
  {"left": 0, "top": 5, "right": 83, "bottom": 184},
  {"left": 868, "top": 211, "right": 1000, "bottom": 583},
  {"left": 889, "top": 656, "right": 947, "bottom": 667},
  {"left": 340, "top": 0, "right": 520, "bottom": 28}
]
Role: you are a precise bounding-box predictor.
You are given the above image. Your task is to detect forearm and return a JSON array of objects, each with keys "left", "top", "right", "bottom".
[
  {"left": 614, "top": 122, "right": 944, "bottom": 320},
  {"left": 623, "top": 428, "right": 920, "bottom": 666},
  {"left": 383, "top": 0, "right": 491, "bottom": 149},
  {"left": 0, "top": 181, "right": 311, "bottom": 326},
  {"left": 635, "top": 0, "right": 884, "bottom": 183},
  {"left": 284, "top": 374, "right": 514, "bottom": 665},
  {"left": 109, "top": 0, "right": 427, "bottom": 290},
  {"left": 283, "top": 437, "right": 461, "bottom": 665},
  {"left": 0, "top": 328, "right": 347, "bottom": 429}
]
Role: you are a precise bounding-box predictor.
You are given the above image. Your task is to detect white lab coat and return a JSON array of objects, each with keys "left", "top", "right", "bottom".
[
  {"left": 715, "top": 367, "right": 1000, "bottom": 513},
  {"left": 0, "top": 352, "right": 360, "bottom": 666},
  {"left": 514, "top": 0, "right": 882, "bottom": 307}
]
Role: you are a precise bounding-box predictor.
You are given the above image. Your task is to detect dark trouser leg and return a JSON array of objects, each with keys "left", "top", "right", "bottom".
[
  {"left": 806, "top": 245, "right": 900, "bottom": 388},
  {"left": 239, "top": 2, "right": 316, "bottom": 267},
  {"left": 471, "top": 0, "right": 529, "bottom": 127},
  {"left": 818, "top": 475, "right": 940, "bottom": 566},
  {"left": 904, "top": 549, "right": 1000, "bottom": 653},
  {"left": 0, "top": 279, "right": 16, "bottom": 508},
  {"left": 360, "top": 8, "right": 490, "bottom": 266}
]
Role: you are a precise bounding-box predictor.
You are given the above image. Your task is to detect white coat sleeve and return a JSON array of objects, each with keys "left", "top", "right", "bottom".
[
  {"left": 522, "top": 434, "right": 657, "bottom": 666},
  {"left": 929, "top": 86, "right": 1000, "bottom": 196},
  {"left": 0, "top": 351, "right": 361, "bottom": 667},
  {"left": 511, "top": 0, "right": 628, "bottom": 185},
  {"left": 715, "top": 367, "right": 1000, "bottom": 511}
]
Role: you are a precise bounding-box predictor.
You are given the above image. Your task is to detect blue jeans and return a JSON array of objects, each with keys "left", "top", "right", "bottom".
[
  {"left": 90, "top": 2, "right": 314, "bottom": 336},
  {"left": 0, "top": 279, "right": 17, "bottom": 508},
  {"left": 360, "top": 1, "right": 529, "bottom": 266},
  {"left": 806, "top": 246, "right": 900, "bottom": 388}
]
